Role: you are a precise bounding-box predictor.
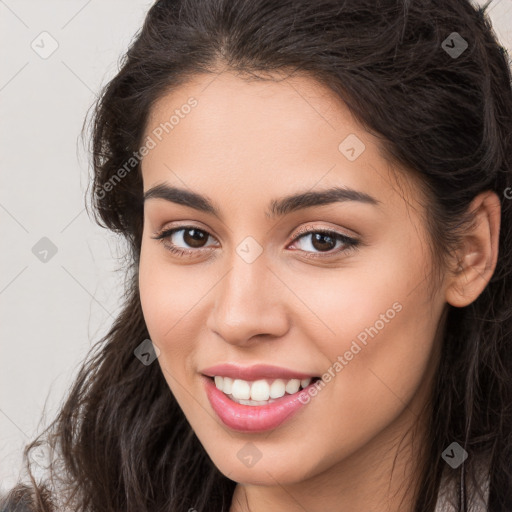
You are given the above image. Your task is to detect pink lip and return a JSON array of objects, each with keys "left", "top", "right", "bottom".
[
  {"left": 201, "top": 363, "right": 317, "bottom": 381},
  {"left": 202, "top": 375, "right": 315, "bottom": 432}
]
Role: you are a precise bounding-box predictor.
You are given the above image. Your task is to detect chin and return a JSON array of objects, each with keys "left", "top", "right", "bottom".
[{"left": 207, "top": 446, "right": 316, "bottom": 486}]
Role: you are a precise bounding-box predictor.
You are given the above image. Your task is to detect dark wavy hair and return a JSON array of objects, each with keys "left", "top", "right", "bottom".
[{"left": 2, "top": 0, "right": 511, "bottom": 511}]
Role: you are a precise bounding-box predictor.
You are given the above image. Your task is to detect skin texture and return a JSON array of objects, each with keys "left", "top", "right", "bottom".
[{"left": 138, "top": 71, "right": 500, "bottom": 512}]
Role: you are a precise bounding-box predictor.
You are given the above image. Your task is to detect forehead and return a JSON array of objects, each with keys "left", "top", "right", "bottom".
[{"left": 141, "top": 71, "right": 422, "bottom": 212}]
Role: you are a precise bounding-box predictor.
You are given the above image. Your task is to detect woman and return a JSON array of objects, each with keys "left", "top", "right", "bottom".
[{"left": 1, "top": 0, "right": 511, "bottom": 510}]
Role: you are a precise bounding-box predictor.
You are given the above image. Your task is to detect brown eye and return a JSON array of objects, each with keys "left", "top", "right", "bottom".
[
  {"left": 309, "top": 232, "right": 337, "bottom": 252},
  {"left": 152, "top": 225, "right": 360, "bottom": 259},
  {"left": 151, "top": 226, "right": 218, "bottom": 256},
  {"left": 291, "top": 229, "right": 359, "bottom": 256},
  {"left": 182, "top": 228, "right": 209, "bottom": 248}
]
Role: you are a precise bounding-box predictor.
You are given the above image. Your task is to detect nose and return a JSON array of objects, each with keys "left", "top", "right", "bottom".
[{"left": 206, "top": 251, "right": 290, "bottom": 347}]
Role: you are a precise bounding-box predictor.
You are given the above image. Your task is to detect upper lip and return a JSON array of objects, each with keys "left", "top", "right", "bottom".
[{"left": 201, "top": 363, "right": 318, "bottom": 381}]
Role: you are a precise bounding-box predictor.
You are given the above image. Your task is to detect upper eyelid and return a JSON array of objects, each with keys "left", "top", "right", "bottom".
[{"left": 292, "top": 225, "right": 355, "bottom": 239}]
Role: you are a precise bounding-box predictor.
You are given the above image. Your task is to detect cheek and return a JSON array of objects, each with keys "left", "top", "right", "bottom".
[
  {"left": 138, "top": 242, "right": 224, "bottom": 401},
  {"left": 139, "top": 241, "right": 200, "bottom": 339},
  {"left": 322, "top": 272, "right": 439, "bottom": 435},
  {"left": 138, "top": 245, "right": 197, "bottom": 370},
  {"left": 318, "top": 230, "right": 439, "bottom": 363},
  {"left": 290, "top": 240, "right": 440, "bottom": 411}
]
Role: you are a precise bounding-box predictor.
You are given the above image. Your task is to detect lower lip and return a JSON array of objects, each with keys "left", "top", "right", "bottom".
[{"left": 203, "top": 375, "right": 314, "bottom": 432}]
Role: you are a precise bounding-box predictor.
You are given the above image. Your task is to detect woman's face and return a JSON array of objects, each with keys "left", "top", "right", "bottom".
[{"left": 138, "top": 71, "right": 447, "bottom": 487}]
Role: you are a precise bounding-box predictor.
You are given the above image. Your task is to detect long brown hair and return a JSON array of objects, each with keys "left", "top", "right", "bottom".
[{"left": 2, "top": 0, "right": 512, "bottom": 510}]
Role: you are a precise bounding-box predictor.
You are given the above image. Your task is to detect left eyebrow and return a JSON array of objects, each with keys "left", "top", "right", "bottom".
[
  {"left": 267, "top": 186, "right": 380, "bottom": 218},
  {"left": 142, "top": 183, "right": 380, "bottom": 220}
]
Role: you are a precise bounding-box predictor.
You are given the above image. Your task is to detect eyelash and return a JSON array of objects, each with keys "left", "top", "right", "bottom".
[{"left": 151, "top": 225, "right": 360, "bottom": 260}]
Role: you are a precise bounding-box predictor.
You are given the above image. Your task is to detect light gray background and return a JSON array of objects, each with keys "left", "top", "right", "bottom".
[{"left": 1, "top": 0, "right": 511, "bottom": 492}]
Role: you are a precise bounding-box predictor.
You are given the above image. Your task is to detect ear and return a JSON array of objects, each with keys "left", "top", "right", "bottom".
[{"left": 445, "top": 191, "right": 501, "bottom": 308}]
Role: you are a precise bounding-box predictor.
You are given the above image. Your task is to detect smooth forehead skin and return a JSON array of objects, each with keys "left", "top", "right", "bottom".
[
  {"left": 141, "top": 71, "right": 424, "bottom": 237},
  {"left": 138, "top": 71, "right": 445, "bottom": 510}
]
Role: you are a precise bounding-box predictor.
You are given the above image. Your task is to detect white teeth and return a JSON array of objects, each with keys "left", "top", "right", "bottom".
[
  {"left": 285, "top": 379, "right": 300, "bottom": 394},
  {"left": 269, "top": 379, "right": 286, "bottom": 399},
  {"left": 301, "top": 378, "right": 312, "bottom": 388},
  {"left": 232, "top": 397, "right": 276, "bottom": 406},
  {"left": 213, "top": 375, "right": 314, "bottom": 401},
  {"left": 223, "top": 376, "right": 233, "bottom": 394},
  {"left": 250, "top": 379, "right": 270, "bottom": 401},
  {"left": 231, "top": 379, "right": 251, "bottom": 400}
]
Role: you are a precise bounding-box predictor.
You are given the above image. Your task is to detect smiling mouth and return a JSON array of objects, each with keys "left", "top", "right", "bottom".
[{"left": 208, "top": 375, "right": 321, "bottom": 406}]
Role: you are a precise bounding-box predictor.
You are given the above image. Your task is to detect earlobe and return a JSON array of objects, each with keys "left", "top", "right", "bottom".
[{"left": 445, "top": 191, "right": 501, "bottom": 308}]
